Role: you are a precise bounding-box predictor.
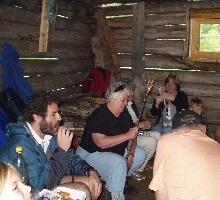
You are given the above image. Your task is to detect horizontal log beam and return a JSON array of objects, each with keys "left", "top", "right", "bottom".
[
  {"left": 145, "top": 13, "right": 186, "bottom": 27},
  {"left": 28, "top": 73, "right": 85, "bottom": 92},
  {"left": 0, "top": 20, "right": 91, "bottom": 44},
  {"left": 118, "top": 54, "right": 220, "bottom": 72},
  {"left": 0, "top": 39, "right": 93, "bottom": 59},
  {"left": 19, "top": 59, "right": 93, "bottom": 76}
]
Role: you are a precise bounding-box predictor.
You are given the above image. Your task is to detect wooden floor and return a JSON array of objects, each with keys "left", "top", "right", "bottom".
[{"left": 98, "top": 159, "right": 155, "bottom": 200}]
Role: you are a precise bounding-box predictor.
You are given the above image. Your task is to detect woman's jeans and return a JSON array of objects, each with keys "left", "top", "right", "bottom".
[
  {"left": 151, "top": 122, "right": 172, "bottom": 135},
  {"left": 76, "top": 146, "right": 146, "bottom": 193}
]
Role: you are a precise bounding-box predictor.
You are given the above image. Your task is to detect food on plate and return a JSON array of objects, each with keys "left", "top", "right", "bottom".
[{"left": 58, "top": 191, "right": 73, "bottom": 200}]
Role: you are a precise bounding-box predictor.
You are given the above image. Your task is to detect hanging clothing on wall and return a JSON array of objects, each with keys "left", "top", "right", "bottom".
[{"left": 0, "top": 42, "right": 34, "bottom": 102}]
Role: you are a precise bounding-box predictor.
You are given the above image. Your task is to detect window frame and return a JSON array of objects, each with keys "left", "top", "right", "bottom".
[{"left": 189, "top": 9, "right": 220, "bottom": 63}]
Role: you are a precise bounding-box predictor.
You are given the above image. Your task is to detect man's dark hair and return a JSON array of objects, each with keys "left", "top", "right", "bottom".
[{"left": 23, "top": 91, "right": 61, "bottom": 123}]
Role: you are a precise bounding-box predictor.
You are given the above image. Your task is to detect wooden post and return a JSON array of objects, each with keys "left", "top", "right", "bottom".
[
  {"left": 131, "top": 2, "right": 146, "bottom": 104},
  {"left": 39, "top": 0, "right": 49, "bottom": 52},
  {"left": 131, "top": 1, "right": 145, "bottom": 79}
]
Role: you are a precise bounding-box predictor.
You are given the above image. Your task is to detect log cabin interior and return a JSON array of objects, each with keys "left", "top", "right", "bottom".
[
  {"left": 0, "top": 0, "right": 220, "bottom": 199},
  {"left": 1, "top": 0, "right": 220, "bottom": 138}
]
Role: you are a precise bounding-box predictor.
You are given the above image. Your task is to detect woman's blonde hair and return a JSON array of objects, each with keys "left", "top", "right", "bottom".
[{"left": 0, "top": 163, "right": 18, "bottom": 193}]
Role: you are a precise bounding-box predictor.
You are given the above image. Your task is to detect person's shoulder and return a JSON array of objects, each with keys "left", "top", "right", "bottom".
[
  {"left": 158, "top": 132, "right": 178, "bottom": 143},
  {"left": 92, "top": 103, "right": 107, "bottom": 114},
  {"left": 88, "top": 103, "right": 108, "bottom": 120}
]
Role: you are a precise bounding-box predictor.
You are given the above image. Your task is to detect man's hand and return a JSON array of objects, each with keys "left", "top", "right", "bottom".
[
  {"left": 138, "top": 121, "right": 151, "bottom": 130},
  {"left": 73, "top": 171, "right": 102, "bottom": 200},
  {"left": 87, "top": 170, "right": 102, "bottom": 200},
  {"left": 57, "top": 126, "right": 73, "bottom": 152}
]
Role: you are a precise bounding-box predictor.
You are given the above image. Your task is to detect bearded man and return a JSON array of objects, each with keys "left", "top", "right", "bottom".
[{"left": 0, "top": 91, "right": 102, "bottom": 200}]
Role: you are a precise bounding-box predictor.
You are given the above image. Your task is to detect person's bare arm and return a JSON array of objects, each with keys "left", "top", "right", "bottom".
[{"left": 92, "top": 126, "right": 138, "bottom": 149}]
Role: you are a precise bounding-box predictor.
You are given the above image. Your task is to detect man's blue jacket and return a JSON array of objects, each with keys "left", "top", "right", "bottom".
[{"left": 0, "top": 119, "right": 93, "bottom": 190}]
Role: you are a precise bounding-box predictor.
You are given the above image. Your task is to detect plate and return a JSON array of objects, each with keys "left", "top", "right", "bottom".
[
  {"left": 39, "top": 189, "right": 60, "bottom": 199},
  {"left": 52, "top": 186, "right": 86, "bottom": 200}
]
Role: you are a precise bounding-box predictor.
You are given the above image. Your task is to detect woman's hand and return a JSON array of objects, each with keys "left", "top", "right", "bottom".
[
  {"left": 127, "top": 127, "right": 139, "bottom": 139},
  {"left": 163, "top": 92, "right": 175, "bottom": 101},
  {"left": 155, "top": 94, "right": 165, "bottom": 108}
]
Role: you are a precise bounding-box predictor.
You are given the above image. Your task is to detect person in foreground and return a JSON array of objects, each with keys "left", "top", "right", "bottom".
[
  {"left": 150, "top": 73, "right": 189, "bottom": 135},
  {"left": 76, "top": 82, "right": 146, "bottom": 200},
  {"left": 124, "top": 82, "right": 160, "bottom": 180},
  {"left": 0, "top": 91, "right": 102, "bottom": 200},
  {"left": 149, "top": 109, "right": 220, "bottom": 200},
  {"left": 0, "top": 162, "right": 33, "bottom": 200}
]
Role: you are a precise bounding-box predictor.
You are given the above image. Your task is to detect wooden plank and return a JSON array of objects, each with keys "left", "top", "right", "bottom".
[
  {"left": 18, "top": 59, "right": 93, "bottom": 76},
  {"left": 3, "top": 0, "right": 92, "bottom": 14},
  {"left": 104, "top": 5, "right": 133, "bottom": 16},
  {"left": 0, "top": 20, "right": 91, "bottom": 44},
  {"left": 0, "top": 5, "right": 41, "bottom": 25},
  {"left": 114, "top": 39, "right": 184, "bottom": 56},
  {"left": 145, "top": 1, "right": 220, "bottom": 14},
  {"left": 145, "top": 13, "right": 186, "bottom": 27},
  {"left": 52, "top": 86, "right": 83, "bottom": 100},
  {"left": 28, "top": 73, "right": 85, "bottom": 92},
  {"left": 0, "top": 39, "right": 93, "bottom": 59},
  {"left": 190, "top": 9, "right": 220, "bottom": 18},
  {"left": 119, "top": 54, "right": 220, "bottom": 71},
  {"left": 131, "top": 2, "right": 145, "bottom": 79},
  {"left": 145, "top": 25, "right": 186, "bottom": 40},
  {"left": 39, "top": 0, "right": 49, "bottom": 52},
  {"left": 111, "top": 24, "right": 186, "bottom": 40},
  {"left": 0, "top": 5, "right": 93, "bottom": 33},
  {"left": 145, "top": 1, "right": 188, "bottom": 14},
  {"left": 0, "top": 20, "right": 40, "bottom": 41},
  {"left": 145, "top": 40, "right": 184, "bottom": 56}
]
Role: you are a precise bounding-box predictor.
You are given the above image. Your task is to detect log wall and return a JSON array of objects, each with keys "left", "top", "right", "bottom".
[
  {"left": 0, "top": 0, "right": 96, "bottom": 97},
  {"left": 1, "top": 0, "right": 220, "bottom": 138},
  {"left": 104, "top": 1, "right": 220, "bottom": 137}
]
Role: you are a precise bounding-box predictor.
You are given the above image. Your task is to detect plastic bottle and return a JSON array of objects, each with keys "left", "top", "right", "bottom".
[{"left": 12, "top": 145, "right": 29, "bottom": 185}]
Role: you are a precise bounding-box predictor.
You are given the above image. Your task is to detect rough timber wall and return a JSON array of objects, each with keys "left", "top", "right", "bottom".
[
  {"left": 103, "top": 1, "right": 220, "bottom": 137},
  {"left": 0, "top": 0, "right": 96, "bottom": 99}
]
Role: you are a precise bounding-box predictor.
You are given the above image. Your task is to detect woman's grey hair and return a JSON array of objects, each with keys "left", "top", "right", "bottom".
[{"left": 105, "top": 82, "right": 129, "bottom": 102}]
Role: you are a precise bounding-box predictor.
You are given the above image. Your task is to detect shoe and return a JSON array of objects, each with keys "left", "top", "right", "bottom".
[
  {"left": 124, "top": 180, "right": 138, "bottom": 195},
  {"left": 132, "top": 171, "right": 146, "bottom": 181}
]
